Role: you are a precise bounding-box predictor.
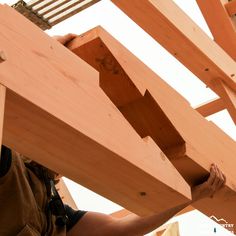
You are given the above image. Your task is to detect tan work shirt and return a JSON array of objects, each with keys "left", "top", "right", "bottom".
[{"left": 0, "top": 150, "right": 66, "bottom": 236}]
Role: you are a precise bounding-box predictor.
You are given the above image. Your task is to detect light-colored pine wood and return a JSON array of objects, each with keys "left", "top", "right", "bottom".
[
  {"left": 197, "top": 0, "right": 236, "bottom": 61},
  {"left": 161, "top": 222, "right": 180, "bottom": 236},
  {"left": 0, "top": 84, "right": 6, "bottom": 157},
  {"left": 225, "top": 0, "right": 236, "bottom": 17},
  {"left": 68, "top": 26, "right": 236, "bottom": 228},
  {"left": 0, "top": 4, "right": 191, "bottom": 216},
  {"left": 194, "top": 98, "right": 225, "bottom": 117},
  {"left": 111, "top": 0, "right": 236, "bottom": 92},
  {"left": 210, "top": 79, "right": 236, "bottom": 123},
  {"left": 57, "top": 179, "right": 78, "bottom": 210}
]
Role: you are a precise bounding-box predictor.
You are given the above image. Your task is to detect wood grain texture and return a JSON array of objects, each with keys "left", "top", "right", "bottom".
[
  {"left": 194, "top": 98, "right": 225, "bottom": 117},
  {"left": 197, "top": 0, "right": 236, "bottom": 61},
  {"left": 110, "top": 0, "right": 236, "bottom": 92},
  {"left": 68, "top": 26, "right": 236, "bottom": 227},
  {"left": 0, "top": 4, "right": 191, "bottom": 216},
  {"left": 0, "top": 85, "right": 6, "bottom": 158}
]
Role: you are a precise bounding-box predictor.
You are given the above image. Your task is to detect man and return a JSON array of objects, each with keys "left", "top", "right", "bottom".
[{"left": 0, "top": 34, "right": 226, "bottom": 236}]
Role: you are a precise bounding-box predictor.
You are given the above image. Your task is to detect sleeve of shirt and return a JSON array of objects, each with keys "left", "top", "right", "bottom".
[
  {"left": 0, "top": 145, "right": 12, "bottom": 178},
  {"left": 64, "top": 204, "right": 87, "bottom": 232}
]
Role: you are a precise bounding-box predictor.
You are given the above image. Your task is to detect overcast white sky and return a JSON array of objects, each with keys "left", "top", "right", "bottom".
[{"left": 1, "top": 0, "right": 235, "bottom": 235}]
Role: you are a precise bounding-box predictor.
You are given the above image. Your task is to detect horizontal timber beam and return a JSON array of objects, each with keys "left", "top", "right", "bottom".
[
  {"left": 68, "top": 26, "right": 236, "bottom": 229},
  {"left": 0, "top": 4, "right": 191, "bottom": 216},
  {"left": 194, "top": 98, "right": 225, "bottom": 117},
  {"left": 111, "top": 0, "right": 236, "bottom": 123}
]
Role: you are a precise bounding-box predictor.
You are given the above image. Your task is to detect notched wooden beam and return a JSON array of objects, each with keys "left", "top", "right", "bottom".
[
  {"left": 69, "top": 31, "right": 185, "bottom": 150},
  {"left": 0, "top": 5, "right": 191, "bottom": 216},
  {"left": 69, "top": 26, "right": 236, "bottom": 229}
]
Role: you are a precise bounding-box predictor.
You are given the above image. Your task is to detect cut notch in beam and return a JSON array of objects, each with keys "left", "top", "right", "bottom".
[{"left": 68, "top": 25, "right": 236, "bottom": 229}]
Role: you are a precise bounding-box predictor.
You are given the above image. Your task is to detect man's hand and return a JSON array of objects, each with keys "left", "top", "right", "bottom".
[
  {"left": 192, "top": 164, "right": 226, "bottom": 202},
  {"left": 53, "top": 33, "right": 77, "bottom": 46}
]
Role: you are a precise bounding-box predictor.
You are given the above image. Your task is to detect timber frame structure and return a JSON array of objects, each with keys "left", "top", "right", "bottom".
[{"left": 0, "top": 0, "right": 236, "bottom": 234}]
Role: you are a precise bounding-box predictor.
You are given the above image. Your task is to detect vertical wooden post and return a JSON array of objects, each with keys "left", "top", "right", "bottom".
[{"left": 0, "top": 84, "right": 6, "bottom": 157}]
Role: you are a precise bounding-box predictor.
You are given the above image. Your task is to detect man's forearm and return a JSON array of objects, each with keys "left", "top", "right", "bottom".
[{"left": 116, "top": 201, "right": 191, "bottom": 236}]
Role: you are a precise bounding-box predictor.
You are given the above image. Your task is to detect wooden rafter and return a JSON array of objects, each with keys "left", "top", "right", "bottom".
[
  {"left": 210, "top": 79, "right": 236, "bottom": 121},
  {"left": 68, "top": 26, "right": 236, "bottom": 229},
  {"left": 194, "top": 98, "right": 225, "bottom": 117},
  {"left": 196, "top": 0, "right": 236, "bottom": 61},
  {"left": 111, "top": 0, "right": 236, "bottom": 124},
  {"left": 0, "top": 4, "right": 191, "bottom": 216}
]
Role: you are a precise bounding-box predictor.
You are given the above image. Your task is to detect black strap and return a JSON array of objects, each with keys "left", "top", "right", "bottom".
[
  {"left": 49, "top": 179, "right": 69, "bottom": 227},
  {"left": 0, "top": 145, "right": 12, "bottom": 178}
]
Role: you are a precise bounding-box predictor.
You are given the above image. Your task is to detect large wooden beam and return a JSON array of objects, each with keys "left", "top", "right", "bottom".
[
  {"left": 194, "top": 98, "right": 225, "bottom": 117},
  {"left": 196, "top": 0, "right": 236, "bottom": 61},
  {"left": 68, "top": 26, "right": 236, "bottom": 228},
  {"left": 111, "top": 0, "right": 236, "bottom": 124},
  {"left": 0, "top": 4, "right": 191, "bottom": 216},
  {"left": 0, "top": 84, "right": 6, "bottom": 157}
]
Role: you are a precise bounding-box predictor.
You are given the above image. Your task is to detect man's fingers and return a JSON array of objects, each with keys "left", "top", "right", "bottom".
[
  {"left": 191, "top": 163, "right": 226, "bottom": 202},
  {"left": 63, "top": 33, "right": 77, "bottom": 44},
  {"left": 215, "top": 165, "right": 225, "bottom": 189},
  {"left": 212, "top": 165, "right": 221, "bottom": 188},
  {"left": 207, "top": 164, "right": 216, "bottom": 186},
  {"left": 53, "top": 33, "right": 78, "bottom": 46},
  {"left": 207, "top": 164, "right": 225, "bottom": 198}
]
